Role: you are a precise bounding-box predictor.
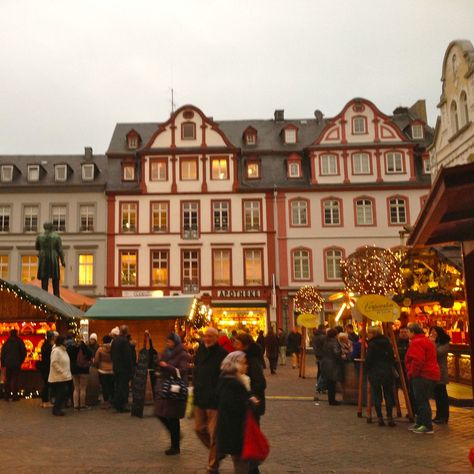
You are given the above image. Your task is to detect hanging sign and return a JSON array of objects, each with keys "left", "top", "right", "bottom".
[
  {"left": 297, "top": 313, "right": 319, "bottom": 328},
  {"left": 355, "top": 295, "right": 400, "bottom": 322}
]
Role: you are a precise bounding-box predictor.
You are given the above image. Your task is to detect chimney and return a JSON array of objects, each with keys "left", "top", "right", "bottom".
[
  {"left": 409, "top": 100, "right": 428, "bottom": 123},
  {"left": 274, "top": 109, "right": 284, "bottom": 121},
  {"left": 84, "top": 147, "right": 93, "bottom": 161}
]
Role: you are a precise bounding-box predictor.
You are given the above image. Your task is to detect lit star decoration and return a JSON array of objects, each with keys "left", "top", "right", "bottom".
[
  {"left": 341, "top": 246, "right": 403, "bottom": 296},
  {"left": 294, "top": 286, "right": 324, "bottom": 314}
]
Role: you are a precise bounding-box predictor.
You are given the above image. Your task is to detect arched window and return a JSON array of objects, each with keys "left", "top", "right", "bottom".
[
  {"left": 460, "top": 91, "right": 469, "bottom": 127},
  {"left": 451, "top": 101, "right": 459, "bottom": 134}
]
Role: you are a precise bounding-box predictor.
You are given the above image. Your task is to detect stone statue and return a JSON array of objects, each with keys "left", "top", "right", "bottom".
[{"left": 35, "top": 222, "right": 65, "bottom": 297}]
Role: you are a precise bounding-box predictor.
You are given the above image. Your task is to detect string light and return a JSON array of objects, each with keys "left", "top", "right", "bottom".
[{"left": 294, "top": 286, "right": 324, "bottom": 314}]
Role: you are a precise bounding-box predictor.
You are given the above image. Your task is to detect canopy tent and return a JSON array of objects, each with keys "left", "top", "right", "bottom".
[{"left": 27, "top": 279, "right": 95, "bottom": 309}]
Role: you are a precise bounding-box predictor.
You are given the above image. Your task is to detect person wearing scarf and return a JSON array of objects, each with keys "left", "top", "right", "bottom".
[{"left": 154, "top": 332, "right": 189, "bottom": 456}]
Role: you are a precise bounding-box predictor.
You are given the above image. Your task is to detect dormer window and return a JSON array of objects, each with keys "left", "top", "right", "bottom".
[
  {"left": 55, "top": 164, "right": 68, "bottom": 182},
  {"left": 411, "top": 124, "right": 424, "bottom": 139},
  {"left": 353, "top": 116, "right": 367, "bottom": 134},
  {"left": 181, "top": 122, "right": 196, "bottom": 140},
  {"left": 243, "top": 127, "right": 257, "bottom": 146},
  {"left": 27, "top": 165, "right": 40, "bottom": 182},
  {"left": 126, "top": 130, "right": 141, "bottom": 150},
  {"left": 122, "top": 163, "right": 135, "bottom": 181},
  {"left": 287, "top": 154, "right": 302, "bottom": 178},
  {"left": 82, "top": 163, "right": 95, "bottom": 181},
  {"left": 1, "top": 165, "right": 13, "bottom": 183},
  {"left": 284, "top": 127, "right": 297, "bottom": 144}
]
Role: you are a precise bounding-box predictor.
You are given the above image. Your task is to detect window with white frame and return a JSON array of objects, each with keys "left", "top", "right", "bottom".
[
  {"left": 79, "top": 205, "right": 94, "bottom": 232},
  {"left": 411, "top": 124, "right": 424, "bottom": 139},
  {"left": 213, "top": 249, "right": 231, "bottom": 286},
  {"left": 78, "top": 254, "right": 94, "bottom": 285},
  {"left": 290, "top": 200, "right": 308, "bottom": 226},
  {"left": 122, "top": 163, "right": 135, "bottom": 181},
  {"left": 128, "top": 136, "right": 138, "bottom": 149},
  {"left": 0, "top": 255, "right": 8, "bottom": 279},
  {"left": 182, "top": 250, "right": 199, "bottom": 291},
  {"left": 0, "top": 206, "right": 10, "bottom": 232},
  {"left": 386, "top": 152, "right": 403, "bottom": 173},
  {"left": 55, "top": 164, "right": 68, "bottom": 182},
  {"left": 353, "top": 116, "right": 366, "bottom": 134},
  {"left": 24, "top": 205, "right": 39, "bottom": 232},
  {"left": 180, "top": 158, "right": 198, "bottom": 180},
  {"left": 151, "top": 250, "right": 168, "bottom": 286},
  {"left": 120, "top": 251, "right": 137, "bottom": 286},
  {"left": 423, "top": 158, "right": 431, "bottom": 174},
  {"left": 244, "top": 201, "right": 261, "bottom": 231},
  {"left": 245, "top": 133, "right": 256, "bottom": 145},
  {"left": 150, "top": 159, "right": 167, "bottom": 181},
  {"left": 211, "top": 158, "right": 228, "bottom": 180},
  {"left": 1, "top": 165, "right": 13, "bottom": 182},
  {"left": 213, "top": 201, "right": 229, "bottom": 231},
  {"left": 81, "top": 164, "right": 95, "bottom": 181},
  {"left": 352, "top": 153, "right": 370, "bottom": 174},
  {"left": 182, "top": 202, "right": 199, "bottom": 236},
  {"left": 51, "top": 205, "right": 66, "bottom": 232},
  {"left": 326, "top": 249, "right": 343, "bottom": 280},
  {"left": 355, "top": 199, "right": 374, "bottom": 225},
  {"left": 293, "top": 249, "right": 310, "bottom": 280},
  {"left": 288, "top": 161, "right": 301, "bottom": 178},
  {"left": 28, "top": 165, "right": 40, "bottom": 182},
  {"left": 121, "top": 202, "right": 137, "bottom": 232},
  {"left": 320, "top": 154, "right": 338, "bottom": 175},
  {"left": 284, "top": 128, "right": 297, "bottom": 144},
  {"left": 389, "top": 198, "right": 407, "bottom": 224},
  {"left": 21, "top": 255, "right": 38, "bottom": 282},
  {"left": 244, "top": 249, "right": 262, "bottom": 285},
  {"left": 151, "top": 202, "right": 168, "bottom": 232},
  {"left": 323, "top": 199, "right": 341, "bottom": 225}
]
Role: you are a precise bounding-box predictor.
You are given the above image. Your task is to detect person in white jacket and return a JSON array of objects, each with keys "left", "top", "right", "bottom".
[{"left": 48, "top": 335, "right": 72, "bottom": 416}]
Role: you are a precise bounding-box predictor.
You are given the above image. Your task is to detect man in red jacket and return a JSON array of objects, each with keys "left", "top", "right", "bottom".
[{"left": 405, "top": 323, "right": 440, "bottom": 434}]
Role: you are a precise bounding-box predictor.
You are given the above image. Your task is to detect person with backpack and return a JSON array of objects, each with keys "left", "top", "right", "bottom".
[
  {"left": 67, "top": 337, "right": 93, "bottom": 410},
  {"left": 1, "top": 329, "right": 26, "bottom": 401}
]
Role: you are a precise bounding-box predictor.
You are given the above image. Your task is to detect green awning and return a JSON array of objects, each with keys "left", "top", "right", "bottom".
[{"left": 85, "top": 296, "right": 196, "bottom": 320}]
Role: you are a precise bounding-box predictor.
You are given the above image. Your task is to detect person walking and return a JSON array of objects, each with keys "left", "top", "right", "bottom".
[
  {"left": 48, "top": 335, "right": 72, "bottom": 416},
  {"left": 95, "top": 335, "right": 115, "bottom": 408},
  {"left": 1, "top": 329, "right": 26, "bottom": 401},
  {"left": 312, "top": 325, "right": 326, "bottom": 383},
  {"left": 111, "top": 325, "right": 133, "bottom": 412},
  {"left": 255, "top": 330, "right": 266, "bottom": 369},
  {"left": 193, "top": 327, "right": 227, "bottom": 474},
  {"left": 365, "top": 326, "right": 396, "bottom": 427},
  {"left": 320, "top": 329, "right": 343, "bottom": 405},
  {"left": 155, "top": 333, "right": 189, "bottom": 456},
  {"left": 264, "top": 329, "right": 279, "bottom": 375},
  {"left": 405, "top": 323, "right": 440, "bottom": 434},
  {"left": 67, "top": 337, "right": 93, "bottom": 410},
  {"left": 40, "top": 331, "right": 54, "bottom": 408},
  {"left": 430, "top": 326, "right": 451, "bottom": 424},
  {"left": 287, "top": 327, "right": 302, "bottom": 369},
  {"left": 277, "top": 328, "right": 287, "bottom": 366}
]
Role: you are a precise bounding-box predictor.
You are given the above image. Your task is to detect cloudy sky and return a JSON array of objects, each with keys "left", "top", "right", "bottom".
[{"left": 1, "top": 0, "right": 473, "bottom": 154}]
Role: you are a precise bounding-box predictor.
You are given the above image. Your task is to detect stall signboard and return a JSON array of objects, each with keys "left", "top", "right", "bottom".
[
  {"left": 297, "top": 313, "right": 319, "bottom": 328},
  {"left": 356, "top": 295, "right": 400, "bottom": 322}
]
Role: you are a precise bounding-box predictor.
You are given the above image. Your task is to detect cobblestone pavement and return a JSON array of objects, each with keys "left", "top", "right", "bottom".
[{"left": 0, "top": 358, "right": 473, "bottom": 474}]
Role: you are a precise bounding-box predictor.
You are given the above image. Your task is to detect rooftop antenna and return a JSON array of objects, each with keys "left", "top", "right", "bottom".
[{"left": 170, "top": 88, "right": 176, "bottom": 114}]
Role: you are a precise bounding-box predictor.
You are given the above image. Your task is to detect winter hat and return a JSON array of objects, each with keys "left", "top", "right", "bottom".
[
  {"left": 220, "top": 350, "right": 246, "bottom": 375},
  {"left": 110, "top": 327, "right": 120, "bottom": 337},
  {"left": 89, "top": 333, "right": 98, "bottom": 342}
]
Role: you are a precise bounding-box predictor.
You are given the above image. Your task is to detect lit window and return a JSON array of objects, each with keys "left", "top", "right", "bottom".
[
  {"left": 181, "top": 122, "right": 196, "bottom": 140},
  {"left": 28, "top": 165, "right": 40, "bottom": 182},
  {"left": 320, "top": 155, "right": 338, "bottom": 175},
  {"left": 288, "top": 161, "right": 301, "bottom": 178},
  {"left": 244, "top": 201, "right": 261, "bottom": 231},
  {"left": 246, "top": 162, "right": 260, "bottom": 179},
  {"left": 24, "top": 205, "right": 38, "bottom": 232},
  {"left": 182, "top": 250, "right": 199, "bottom": 292},
  {"left": 291, "top": 200, "right": 308, "bottom": 226},
  {"left": 78, "top": 254, "right": 94, "bottom": 285},
  {"left": 284, "top": 128, "right": 297, "bottom": 144},
  {"left": 244, "top": 249, "right": 262, "bottom": 285},
  {"left": 211, "top": 158, "right": 228, "bottom": 180},
  {"left": 0, "top": 206, "right": 10, "bottom": 232},
  {"left": 150, "top": 159, "right": 167, "bottom": 181},
  {"left": 55, "top": 165, "right": 67, "bottom": 182},
  {"left": 352, "top": 153, "right": 370, "bottom": 174},
  {"left": 411, "top": 125, "right": 424, "bottom": 140},
  {"left": 323, "top": 199, "right": 341, "bottom": 226},
  {"left": 213, "top": 201, "right": 229, "bottom": 231},
  {"left": 21, "top": 255, "right": 38, "bottom": 282},
  {"left": 151, "top": 250, "right": 168, "bottom": 286},
  {"left": 120, "top": 251, "right": 137, "bottom": 286},
  {"left": 355, "top": 199, "right": 373, "bottom": 225},
  {"left": 151, "top": 202, "right": 168, "bottom": 232},
  {"left": 386, "top": 152, "right": 403, "bottom": 173},
  {"left": 213, "top": 249, "right": 231, "bottom": 286},
  {"left": 293, "top": 249, "right": 310, "bottom": 280},
  {"left": 123, "top": 164, "right": 135, "bottom": 181},
  {"left": 326, "top": 249, "right": 343, "bottom": 280},
  {"left": 121, "top": 203, "right": 137, "bottom": 232},
  {"left": 79, "top": 205, "right": 94, "bottom": 232},
  {"left": 353, "top": 116, "right": 366, "bottom": 134},
  {"left": 82, "top": 164, "right": 95, "bottom": 181},
  {"left": 180, "top": 158, "right": 198, "bottom": 180},
  {"left": 182, "top": 202, "right": 199, "bottom": 238},
  {"left": 0, "top": 255, "right": 9, "bottom": 279},
  {"left": 1, "top": 165, "right": 13, "bottom": 182},
  {"left": 51, "top": 205, "right": 66, "bottom": 232},
  {"left": 389, "top": 198, "right": 407, "bottom": 224}
]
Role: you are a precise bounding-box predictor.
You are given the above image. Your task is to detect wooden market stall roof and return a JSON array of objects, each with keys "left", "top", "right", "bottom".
[
  {"left": 0, "top": 279, "right": 84, "bottom": 320},
  {"left": 85, "top": 296, "right": 197, "bottom": 320},
  {"left": 27, "top": 279, "right": 95, "bottom": 309}
]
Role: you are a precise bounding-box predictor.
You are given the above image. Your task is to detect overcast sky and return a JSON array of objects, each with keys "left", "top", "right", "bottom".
[{"left": 1, "top": 0, "right": 473, "bottom": 154}]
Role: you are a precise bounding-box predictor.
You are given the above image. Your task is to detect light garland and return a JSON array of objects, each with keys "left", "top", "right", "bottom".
[
  {"left": 294, "top": 286, "right": 324, "bottom": 314},
  {"left": 341, "top": 246, "right": 403, "bottom": 296}
]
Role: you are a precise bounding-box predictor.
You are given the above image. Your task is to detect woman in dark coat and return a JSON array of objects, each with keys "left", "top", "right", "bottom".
[
  {"left": 154, "top": 333, "right": 189, "bottom": 455},
  {"left": 365, "top": 326, "right": 395, "bottom": 426},
  {"left": 255, "top": 330, "right": 266, "bottom": 369},
  {"left": 264, "top": 329, "right": 279, "bottom": 374},
  {"left": 430, "top": 326, "right": 450, "bottom": 424},
  {"left": 320, "top": 329, "right": 343, "bottom": 405}
]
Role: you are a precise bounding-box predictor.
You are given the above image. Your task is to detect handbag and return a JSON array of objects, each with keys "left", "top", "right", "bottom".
[
  {"left": 158, "top": 369, "right": 188, "bottom": 401},
  {"left": 241, "top": 409, "right": 270, "bottom": 462}
]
